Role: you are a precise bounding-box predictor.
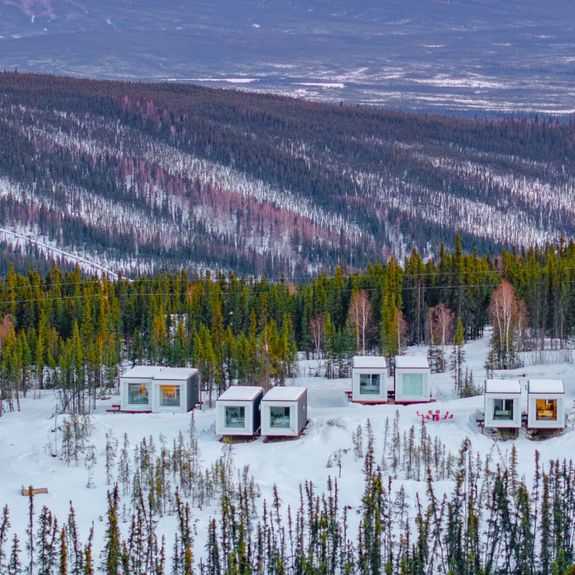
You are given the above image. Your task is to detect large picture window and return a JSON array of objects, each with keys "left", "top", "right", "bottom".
[
  {"left": 128, "top": 383, "right": 149, "bottom": 405},
  {"left": 402, "top": 373, "right": 424, "bottom": 397},
  {"left": 270, "top": 406, "right": 291, "bottom": 428},
  {"left": 160, "top": 385, "right": 181, "bottom": 407},
  {"left": 226, "top": 406, "right": 246, "bottom": 428},
  {"left": 493, "top": 398, "right": 514, "bottom": 420},
  {"left": 536, "top": 399, "right": 558, "bottom": 421},
  {"left": 359, "top": 374, "right": 380, "bottom": 395}
]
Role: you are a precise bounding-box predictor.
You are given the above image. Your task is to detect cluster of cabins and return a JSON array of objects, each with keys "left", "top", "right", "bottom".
[
  {"left": 484, "top": 378, "right": 566, "bottom": 432},
  {"left": 351, "top": 355, "right": 431, "bottom": 404},
  {"left": 118, "top": 355, "right": 567, "bottom": 440},
  {"left": 215, "top": 385, "right": 308, "bottom": 440},
  {"left": 119, "top": 365, "right": 308, "bottom": 440}
]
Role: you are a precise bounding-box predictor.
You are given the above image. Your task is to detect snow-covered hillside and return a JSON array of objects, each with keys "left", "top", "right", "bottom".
[
  {"left": 1, "top": 333, "right": 574, "bottom": 570},
  {"left": 3, "top": 74, "right": 575, "bottom": 277}
]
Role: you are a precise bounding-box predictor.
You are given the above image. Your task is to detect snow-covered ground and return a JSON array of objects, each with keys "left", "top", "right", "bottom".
[{"left": 1, "top": 332, "right": 574, "bottom": 558}]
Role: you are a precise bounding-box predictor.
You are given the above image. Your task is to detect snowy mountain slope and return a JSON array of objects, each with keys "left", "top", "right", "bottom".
[
  {"left": 1, "top": 0, "right": 575, "bottom": 114},
  {"left": 1, "top": 73, "right": 575, "bottom": 276}
]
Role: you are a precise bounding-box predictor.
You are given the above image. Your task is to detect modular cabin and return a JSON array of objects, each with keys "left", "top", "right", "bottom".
[
  {"left": 393, "top": 356, "right": 432, "bottom": 404},
  {"left": 261, "top": 386, "right": 308, "bottom": 438},
  {"left": 351, "top": 356, "right": 387, "bottom": 403},
  {"left": 120, "top": 366, "right": 200, "bottom": 413},
  {"left": 483, "top": 379, "right": 522, "bottom": 429},
  {"left": 216, "top": 386, "right": 263, "bottom": 437},
  {"left": 527, "top": 379, "right": 566, "bottom": 430}
]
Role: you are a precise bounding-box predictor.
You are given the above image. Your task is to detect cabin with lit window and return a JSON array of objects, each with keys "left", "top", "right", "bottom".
[
  {"left": 393, "top": 356, "right": 432, "bottom": 404},
  {"left": 527, "top": 379, "right": 566, "bottom": 430},
  {"left": 351, "top": 356, "right": 388, "bottom": 403},
  {"left": 261, "top": 386, "right": 308, "bottom": 438},
  {"left": 120, "top": 366, "right": 200, "bottom": 413},
  {"left": 216, "top": 386, "right": 263, "bottom": 438},
  {"left": 484, "top": 379, "right": 522, "bottom": 430}
]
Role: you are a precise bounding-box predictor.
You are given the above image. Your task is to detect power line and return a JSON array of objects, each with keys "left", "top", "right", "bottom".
[
  {"left": 2, "top": 278, "right": 574, "bottom": 308},
  {"left": 4, "top": 261, "right": 575, "bottom": 291}
]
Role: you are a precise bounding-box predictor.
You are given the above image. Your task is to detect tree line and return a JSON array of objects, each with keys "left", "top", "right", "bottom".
[{"left": 1, "top": 237, "right": 575, "bottom": 414}]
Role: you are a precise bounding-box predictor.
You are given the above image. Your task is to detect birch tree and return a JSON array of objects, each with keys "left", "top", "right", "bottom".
[{"left": 349, "top": 289, "right": 372, "bottom": 355}]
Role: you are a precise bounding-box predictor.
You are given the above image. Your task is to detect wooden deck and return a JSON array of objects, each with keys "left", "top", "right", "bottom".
[{"left": 106, "top": 404, "right": 152, "bottom": 414}]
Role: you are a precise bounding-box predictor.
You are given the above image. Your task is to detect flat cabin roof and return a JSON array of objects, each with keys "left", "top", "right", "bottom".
[
  {"left": 122, "top": 366, "right": 198, "bottom": 380},
  {"left": 395, "top": 356, "right": 429, "bottom": 369},
  {"left": 528, "top": 379, "right": 565, "bottom": 394},
  {"left": 218, "top": 386, "right": 263, "bottom": 402},
  {"left": 485, "top": 379, "right": 521, "bottom": 394},
  {"left": 352, "top": 356, "right": 387, "bottom": 369},
  {"left": 263, "top": 386, "right": 306, "bottom": 402}
]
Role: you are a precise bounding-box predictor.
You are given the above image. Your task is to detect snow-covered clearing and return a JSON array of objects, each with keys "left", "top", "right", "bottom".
[{"left": 1, "top": 332, "right": 574, "bottom": 557}]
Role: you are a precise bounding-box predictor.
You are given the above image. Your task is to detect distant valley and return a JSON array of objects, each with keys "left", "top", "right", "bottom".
[{"left": 1, "top": 0, "right": 575, "bottom": 115}]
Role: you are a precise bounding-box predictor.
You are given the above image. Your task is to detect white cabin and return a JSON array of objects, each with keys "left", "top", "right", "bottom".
[
  {"left": 527, "top": 379, "right": 566, "bottom": 430},
  {"left": 351, "top": 356, "right": 387, "bottom": 403},
  {"left": 261, "top": 386, "right": 308, "bottom": 438},
  {"left": 484, "top": 379, "right": 522, "bottom": 429},
  {"left": 216, "top": 386, "right": 263, "bottom": 437},
  {"left": 120, "top": 366, "right": 200, "bottom": 413},
  {"left": 393, "top": 356, "right": 431, "bottom": 404}
]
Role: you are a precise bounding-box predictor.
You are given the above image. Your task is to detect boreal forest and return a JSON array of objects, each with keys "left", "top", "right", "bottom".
[{"left": 1, "top": 237, "right": 574, "bottom": 414}]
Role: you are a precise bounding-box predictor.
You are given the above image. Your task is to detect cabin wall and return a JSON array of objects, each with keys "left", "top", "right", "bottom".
[
  {"left": 120, "top": 377, "right": 153, "bottom": 412},
  {"left": 351, "top": 367, "right": 387, "bottom": 402},
  {"left": 394, "top": 369, "right": 430, "bottom": 403},
  {"left": 186, "top": 373, "right": 200, "bottom": 411},
  {"left": 253, "top": 394, "right": 262, "bottom": 433},
  {"left": 216, "top": 399, "right": 260, "bottom": 436},
  {"left": 153, "top": 379, "right": 187, "bottom": 413},
  {"left": 484, "top": 394, "right": 522, "bottom": 428},
  {"left": 297, "top": 390, "right": 308, "bottom": 434},
  {"left": 527, "top": 394, "right": 565, "bottom": 429},
  {"left": 262, "top": 401, "right": 296, "bottom": 436},
  {"left": 261, "top": 393, "right": 307, "bottom": 437}
]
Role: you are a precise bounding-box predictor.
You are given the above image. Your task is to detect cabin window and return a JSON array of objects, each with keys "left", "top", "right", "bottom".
[
  {"left": 226, "top": 406, "right": 246, "bottom": 428},
  {"left": 128, "top": 383, "right": 149, "bottom": 405},
  {"left": 270, "top": 406, "right": 291, "bottom": 428},
  {"left": 402, "top": 373, "right": 425, "bottom": 397},
  {"left": 160, "top": 385, "right": 180, "bottom": 407},
  {"left": 535, "top": 399, "right": 558, "bottom": 421},
  {"left": 359, "top": 374, "right": 380, "bottom": 395},
  {"left": 493, "top": 398, "right": 514, "bottom": 420}
]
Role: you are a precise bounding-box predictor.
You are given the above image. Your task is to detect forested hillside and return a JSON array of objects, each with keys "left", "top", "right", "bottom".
[
  {"left": 1, "top": 239, "right": 574, "bottom": 415},
  {"left": 1, "top": 73, "right": 575, "bottom": 277}
]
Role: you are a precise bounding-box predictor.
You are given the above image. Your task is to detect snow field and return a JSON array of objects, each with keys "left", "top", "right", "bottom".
[{"left": 0, "top": 331, "right": 574, "bottom": 560}]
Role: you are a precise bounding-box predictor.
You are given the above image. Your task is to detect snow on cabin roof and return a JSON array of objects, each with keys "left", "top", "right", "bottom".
[
  {"left": 528, "top": 379, "right": 565, "bottom": 394},
  {"left": 394, "top": 355, "right": 429, "bottom": 369},
  {"left": 352, "top": 356, "right": 387, "bottom": 369},
  {"left": 263, "top": 386, "right": 307, "bottom": 402},
  {"left": 218, "top": 386, "right": 263, "bottom": 402},
  {"left": 122, "top": 366, "right": 198, "bottom": 380},
  {"left": 485, "top": 379, "right": 521, "bottom": 394}
]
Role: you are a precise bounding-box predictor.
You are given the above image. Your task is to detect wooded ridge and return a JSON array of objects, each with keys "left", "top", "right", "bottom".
[{"left": 1, "top": 73, "right": 575, "bottom": 276}]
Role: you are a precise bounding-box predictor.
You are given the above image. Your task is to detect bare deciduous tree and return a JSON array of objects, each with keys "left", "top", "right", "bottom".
[
  {"left": 310, "top": 314, "right": 325, "bottom": 365},
  {"left": 428, "top": 304, "right": 453, "bottom": 373},
  {"left": 348, "top": 289, "right": 372, "bottom": 355},
  {"left": 430, "top": 304, "right": 453, "bottom": 347},
  {"left": 489, "top": 280, "right": 523, "bottom": 368}
]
